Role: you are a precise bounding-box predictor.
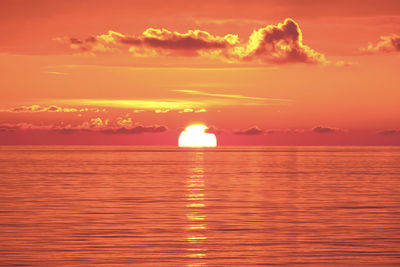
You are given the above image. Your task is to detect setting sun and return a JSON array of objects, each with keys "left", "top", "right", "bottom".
[
  {"left": 1, "top": 1, "right": 400, "bottom": 266},
  {"left": 178, "top": 124, "right": 217, "bottom": 147}
]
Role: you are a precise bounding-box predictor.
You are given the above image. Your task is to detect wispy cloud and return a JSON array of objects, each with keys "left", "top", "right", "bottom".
[
  {"left": 361, "top": 34, "right": 400, "bottom": 54},
  {"left": 43, "top": 71, "right": 67, "bottom": 75},
  {"left": 57, "top": 99, "right": 205, "bottom": 110},
  {"left": 54, "top": 91, "right": 287, "bottom": 111},
  {"left": 174, "top": 89, "right": 290, "bottom": 102},
  {"left": 194, "top": 18, "right": 266, "bottom": 26}
]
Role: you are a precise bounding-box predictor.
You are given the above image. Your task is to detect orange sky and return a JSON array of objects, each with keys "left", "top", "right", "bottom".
[{"left": 1, "top": 0, "right": 399, "bottom": 145}]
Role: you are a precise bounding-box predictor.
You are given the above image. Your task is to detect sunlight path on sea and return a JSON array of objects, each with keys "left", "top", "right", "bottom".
[{"left": 185, "top": 152, "right": 207, "bottom": 267}]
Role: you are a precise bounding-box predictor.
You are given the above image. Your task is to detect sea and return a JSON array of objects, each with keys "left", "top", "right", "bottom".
[{"left": 0, "top": 146, "right": 399, "bottom": 266}]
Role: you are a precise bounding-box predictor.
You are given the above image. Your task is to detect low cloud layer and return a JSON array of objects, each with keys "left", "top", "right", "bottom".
[
  {"left": 0, "top": 121, "right": 167, "bottom": 135},
  {"left": 0, "top": 105, "right": 78, "bottom": 113},
  {"left": 312, "top": 126, "right": 341, "bottom": 133},
  {"left": 378, "top": 129, "right": 400, "bottom": 135},
  {"left": 205, "top": 125, "right": 222, "bottom": 135},
  {"left": 234, "top": 126, "right": 264, "bottom": 135},
  {"left": 0, "top": 123, "right": 53, "bottom": 132},
  {"left": 60, "top": 18, "right": 327, "bottom": 64},
  {"left": 100, "top": 125, "right": 167, "bottom": 134},
  {"left": 361, "top": 34, "right": 400, "bottom": 54},
  {"left": 233, "top": 126, "right": 344, "bottom": 135}
]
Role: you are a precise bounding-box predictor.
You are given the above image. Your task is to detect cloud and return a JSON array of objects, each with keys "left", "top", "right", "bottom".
[
  {"left": 3, "top": 91, "right": 285, "bottom": 118},
  {"left": 173, "top": 89, "right": 291, "bottom": 107},
  {"left": 335, "top": 60, "right": 358, "bottom": 67},
  {"left": 173, "top": 89, "right": 286, "bottom": 101},
  {"left": 63, "top": 28, "right": 238, "bottom": 57},
  {"left": 205, "top": 125, "right": 222, "bottom": 134},
  {"left": 154, "top": 109, "right": 170, "bottom": 113},
  {"left": 0, "top": 105, "right": 78, "bottom": 113},
  {"left": 361, "top": 34, "right": 400, "bottom": 54},
  {"left": 0, "top": 123, "right": 18, "bottom": 132},
  {"left": 0, "top": 123, "right": 53, "bottom": 132},
  {"left": 0, "top": 121, "right": 167, "bottom": 135},
  {"left": 312, "top": 125, "right": 341, "bottom": 133},
  {"left": 176, "top": 108, "right": 206, "bottom": 113},
  {"left": 116, "top": 117, "right": 132, "bottom": 127},
  {"left": 264, "top": 129, "right": 279, "bottom": 134},
  {"left": 56, "top": 92, "right": 282, "bottom": 111},
  {"left": 378, "top": 129, "right": 400, "bottom": 135},
  {"left": 44, "top": 71, "right": 67, "bottom": 75},
  {"left": 194, "top": 18, "right": 266, "bottom": 26},
  {"left": 59, "top": 99, "right": 204, "bottom": 110},
  {"left": 101, "top": 125, "right": 167, "bottom": 134},
  {"left": 57, "top": 118, "right": 167, "bottom": 135},
  {"left": 141, "top": 28, "right": 238, "bottom": 51},
  {"left": 60, "top": 18, "right": 327, "bottom": 64},
  {"left": 91, "top": 117, "right": 107, "bottom": 127},
  {"left": 234, "top": 126, "right": 264, "bottom": 135},
  {"left": 238, "top": 18, "right": 328, "bottom": 64},
  {"left": 231, "top": 126, "right": 344, "bottom": 135}
]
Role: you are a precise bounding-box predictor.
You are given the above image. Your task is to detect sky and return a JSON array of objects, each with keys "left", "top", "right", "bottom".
[{"left": 0, "top": 0, "right": 399, "bottom": 145}]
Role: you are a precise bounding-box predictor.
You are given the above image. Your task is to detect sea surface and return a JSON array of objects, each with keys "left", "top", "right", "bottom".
[{"left": 0, "top": 146, "right": 400, "bottom": 266}]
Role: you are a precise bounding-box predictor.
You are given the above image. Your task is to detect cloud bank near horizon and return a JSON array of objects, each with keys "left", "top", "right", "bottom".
[{"left": 0, "top": 120, "right": 167, "bottom": 135}]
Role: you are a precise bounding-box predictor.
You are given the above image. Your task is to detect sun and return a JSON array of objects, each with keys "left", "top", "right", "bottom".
[{"left": 178, "top": 124, "right": 217, "bottom": 147}]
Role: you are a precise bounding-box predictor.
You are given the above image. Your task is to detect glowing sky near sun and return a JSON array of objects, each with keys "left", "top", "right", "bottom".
[{"left": 0, "top": 0, "right": 399, "bottom": 145}]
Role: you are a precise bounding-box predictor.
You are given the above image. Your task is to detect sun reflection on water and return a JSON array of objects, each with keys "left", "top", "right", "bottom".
[{"left": 185, "top": 152, "right": 207, "bottom": 266}]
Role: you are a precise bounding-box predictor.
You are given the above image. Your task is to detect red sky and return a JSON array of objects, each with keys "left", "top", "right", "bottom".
[{"left": 1, "top": 0, "right": 400, "bottom": 145}]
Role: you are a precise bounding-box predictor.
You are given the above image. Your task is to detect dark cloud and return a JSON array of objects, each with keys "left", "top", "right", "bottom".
[
  {"left": 312, "top": 126, "right": 340, "bottom": 133},
  {"left": 70, "top": 37, "right": 83, "bottom": 45},
  {"left": 54, "top": 128, "right": 91, "bottom": 134},
  {"left": 378, "top": 129, "right": 400, "bottom": 135},
  {"left": 205, "top": 125, "right": 222, "bottom": 134},
  {"left": 62, "top": 18, "right": 327, "bottom": 64},
  {"left": 120, "top": 37, "right": 141, "bottom": 45},
  {"left": 67, "top": 28, "right": 237, "bottom": 56},
  {"left": 265, "top": 129, "right": 278, "bottom": 134},
  {"left": 85, "top": 36, "right": 97, "bottom": 43},
  {"left": 143, "top": 36, "right": 227, "bottom": 50},
  {"left": 234, "top": 126, "right": 263, "bottom": 135},
  {"left": 0, "top": 124, "right": 15, "bottom": 132},
  {"left": 101, "top": 125, "right": 167, "bottom": 134}
]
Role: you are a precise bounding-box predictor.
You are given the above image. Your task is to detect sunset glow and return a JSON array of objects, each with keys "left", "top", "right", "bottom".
[
  {"left": 0, "top": 0, "right": 399, "bottom": 146},
  {"left": 1, "top": 2, "right": 400, "bottom": 266}
]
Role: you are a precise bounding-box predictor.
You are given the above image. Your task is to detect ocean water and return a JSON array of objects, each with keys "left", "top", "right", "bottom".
[{"left": 0, "top": 146, "right": 399, "bottom": 266}]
